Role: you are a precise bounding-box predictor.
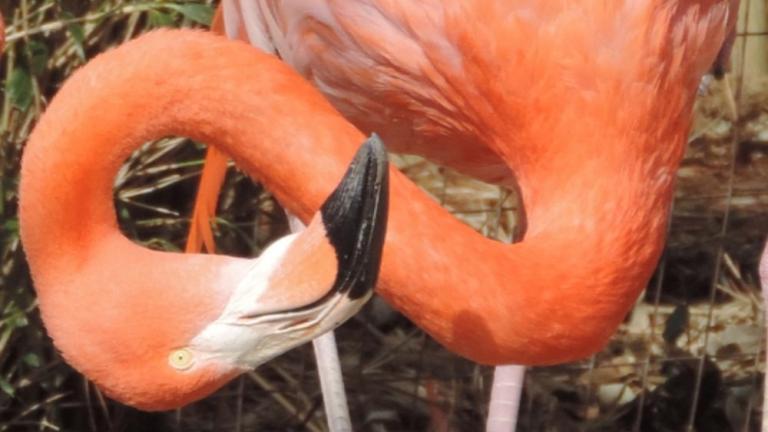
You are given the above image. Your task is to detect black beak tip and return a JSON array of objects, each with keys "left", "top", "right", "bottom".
[{"left": 320, "top": 134, "right": 389, "bottom": 301}]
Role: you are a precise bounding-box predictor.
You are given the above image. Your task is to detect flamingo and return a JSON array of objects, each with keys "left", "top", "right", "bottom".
[
  {"left": 189, "top": 0, "right": 738, "bottom": 429},
  {"left": 18, "top": 31, "right": 389, "bottom": 410},
  {"left": 18, "top": 0, "right": 737, "bottom": 427}
]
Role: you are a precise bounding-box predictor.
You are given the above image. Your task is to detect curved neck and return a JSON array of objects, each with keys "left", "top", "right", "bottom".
[
  {"left": 16, "top": 29, "right": 691, "bottom": 368},
  {"left": 21, "top": 35, "right": 364, "bottom": 262}
]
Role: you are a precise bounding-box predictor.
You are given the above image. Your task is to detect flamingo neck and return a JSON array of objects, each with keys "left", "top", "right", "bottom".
[
  {"left": 18, "top": 31, "right": 367, "bottom": 395},
  {"left": 21, "top": 31, "right": 364, "bottom": 268}
]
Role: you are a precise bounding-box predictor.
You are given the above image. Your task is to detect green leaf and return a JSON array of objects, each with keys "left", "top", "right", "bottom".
[
  {"left": 1, "top": 300, "right": 15, "bottom": 315},
  {"left": 22, "top": 353, "right": 41, "bottom": 368},
  {"left": 25, "top": 40, "right": 50, "bottom": 76},
  {"left": 148, "top": 10, "right": 176, "bottom": 28},
  {"left": 62, "top": 12, "right": 86, "bottom": 61},
  {"left": 3, "top": 218, "right": 18, "bottom": 235},
  {"left": 0, "top": 377, "right": 14, "bottom": 397},
  {"left": 118, "top": 206, "right": 131, "bottom": 221},
  {"left": 166, "top": 3, "right": 213, "bottom": 25},
  {"left": 7, "top": 68, "right": 33, "bottom": 111},
  {"left": 9, "top": 312, "right": 28, "bottom": 329}
]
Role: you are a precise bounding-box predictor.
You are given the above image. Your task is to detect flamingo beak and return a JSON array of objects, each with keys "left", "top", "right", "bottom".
[
  {"left": 315, "top": 132, "right": 389, "bottom": 302},
  {"left": 186, "top": 135, "right": 388, "bottom": 370}
]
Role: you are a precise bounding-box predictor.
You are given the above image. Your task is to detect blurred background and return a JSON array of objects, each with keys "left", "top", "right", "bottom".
[{"left": 0, "top": 1, "right": 766, "bottom": 431}]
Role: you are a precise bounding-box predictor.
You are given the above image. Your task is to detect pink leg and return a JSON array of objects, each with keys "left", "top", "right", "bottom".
[
  {"left": 313, "top": 332, "right": 352, "bottom": 432},
  {"left": 486, "top": 364, "right": 525, "bottom": 432},
  {"left": 759, "top": 241, "right": 767, "bottom": 432}
]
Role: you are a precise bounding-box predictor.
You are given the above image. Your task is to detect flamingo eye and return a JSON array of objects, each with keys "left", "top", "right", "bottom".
[{"left": 168, "top": 348, "right": 194, "bottom": 370}]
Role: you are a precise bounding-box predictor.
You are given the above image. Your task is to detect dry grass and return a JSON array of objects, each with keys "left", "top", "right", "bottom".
[{"left": 1, "top": 1, "right": 767, "bottom": 431}]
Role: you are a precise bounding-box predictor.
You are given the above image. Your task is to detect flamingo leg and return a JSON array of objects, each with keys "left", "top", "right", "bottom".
[
  {"left": 185, "top": 146, "right": 228, "bottom": 253},
  {"left": 289, "top": 214, "right": 352, "bottom": 432},
  {"left": 486, "top": 364, "right": 525, "bottom": 432},
  {"left": 313, "top": 332, "right": 353, "bottom": 432},
  {"left": 759, "top": 241, "right": 767, "bottom": 432}
]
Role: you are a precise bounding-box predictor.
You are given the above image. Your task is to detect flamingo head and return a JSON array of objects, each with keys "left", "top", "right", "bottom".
[
  {"left": 166, "top": 136, "right": 390, "bottom": 409},
  {"left": 23, "top": 137, "right": 388, "bottom": 410}
]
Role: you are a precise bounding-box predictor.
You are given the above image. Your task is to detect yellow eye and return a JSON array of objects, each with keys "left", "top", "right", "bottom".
[{"left": 168, "top": 348, "right": 194, "bottom": 370}]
